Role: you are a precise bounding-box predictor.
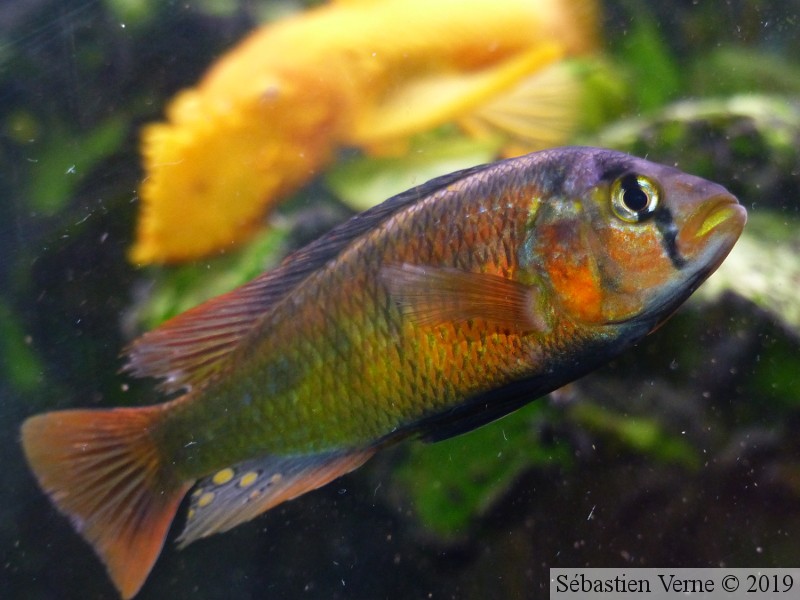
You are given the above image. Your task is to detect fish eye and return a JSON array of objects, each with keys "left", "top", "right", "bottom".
[{"left": 610, "top": 173, "right": 660, "bottom": 223}]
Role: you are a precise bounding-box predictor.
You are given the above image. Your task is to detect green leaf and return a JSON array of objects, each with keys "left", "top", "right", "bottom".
[
  {"left": 613, "top": 8, "right": 681, "bottom": 112},
  {"left": 690, "top": 48, "right": 800, "bottom": 97},
  {"left": 133, "top": 225, "right": 290, "bottom": 330},
  {"left": 327, "top": 134, "right": 502, "bottom": 212},
  {"left": 28, "top": 117, "right": 128, "bottom": 215},
  {"left": 393, "top": 402, "right": 570, "bottom": 537},
  {"left": 0, "top": 301, "right": 44, "bottom": 393},
  {"left": 569, "top": 402, "right": 700, "bottom": 469},
  {"left": 104, "top": 0, "right": 160, "bottom": 26}
]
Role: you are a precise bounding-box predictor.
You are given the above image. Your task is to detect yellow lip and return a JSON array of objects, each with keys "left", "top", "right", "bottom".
[
  {"left": 679, "top": 195, "right": 747, "bottom": 257},
  {"left": 695, "top": 196, "right": 748, "bottom": 238}
]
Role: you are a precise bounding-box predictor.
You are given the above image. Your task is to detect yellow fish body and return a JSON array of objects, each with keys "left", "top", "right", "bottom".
[
  {"left": 132, "top": 0, "right": 598, "bottom": 263},
  {"left": 24, "top": 147, "right": 744, "bottom": 598}
]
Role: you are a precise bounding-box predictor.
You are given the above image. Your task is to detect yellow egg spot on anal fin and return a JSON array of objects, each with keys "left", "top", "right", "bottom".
[
  {"left": 177, "top": 449, "right": 377, "bottom": 549},
  {"left": 197, "top": 492, "right": 215, "bottom": 508},
  {"left": 239, "top": 471, "right": 259, "bottom": 488},
  {"left": 212, "top": 468, "right": 235, "bottom": 485}
]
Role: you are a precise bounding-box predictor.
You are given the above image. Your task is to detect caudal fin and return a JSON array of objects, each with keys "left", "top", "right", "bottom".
[{"left": 21, "top": 407, "right": 192, "bottom": 599}]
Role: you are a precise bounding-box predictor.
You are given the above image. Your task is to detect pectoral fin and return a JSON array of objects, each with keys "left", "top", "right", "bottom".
[{"left": 381, "top": 263, "right": 549, "bottom": 333}]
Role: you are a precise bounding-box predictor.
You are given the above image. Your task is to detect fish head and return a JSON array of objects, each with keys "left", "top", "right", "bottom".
[{"left": 525, "top": 149, "right": 747, "bottom": 332}]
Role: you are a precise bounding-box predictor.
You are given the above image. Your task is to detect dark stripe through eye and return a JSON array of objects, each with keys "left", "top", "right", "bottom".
[{"left": 654, "top": 208, "right": 687, "bottom": 269}]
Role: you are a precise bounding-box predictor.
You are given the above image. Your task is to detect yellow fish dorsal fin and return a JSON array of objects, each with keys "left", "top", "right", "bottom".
[
  {"left": 349, "top": 43, "right": 565, "bottom": 149},
  {"left": 381, "top": 263, "right": 550, "bottom": 334},
  {"left": 177, "top": 449, "right": 376, "bottom": 548}
]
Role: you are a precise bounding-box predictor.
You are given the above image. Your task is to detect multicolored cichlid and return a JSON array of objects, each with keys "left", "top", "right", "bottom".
[{"left": 21, "top": 147, "right": 746, "bottom": 598}]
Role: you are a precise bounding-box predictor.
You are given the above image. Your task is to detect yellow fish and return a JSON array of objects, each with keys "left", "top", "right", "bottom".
[{"left": 132, "top": 0, "right": 598, "bottom": 264}]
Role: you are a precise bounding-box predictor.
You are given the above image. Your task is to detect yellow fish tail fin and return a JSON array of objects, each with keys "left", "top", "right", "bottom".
[
  {"left": 177, "top": 449, "right": 375, "bottom": 548},
  {"left": 350, "top": 43, "right": 565, "bottom": 150},
  {"left": 461, "top": 60, "right": 587, "bottom": 155},
  {"left": 21, "top": 407, "right": 192, "bottom": 599}
]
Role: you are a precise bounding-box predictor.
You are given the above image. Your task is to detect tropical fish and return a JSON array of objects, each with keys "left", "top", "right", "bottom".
[
  {"left": 132, "top": 0, "right": 599, "bottom": 263},
  {"left": 22, "top": 147, "right": 746, "bottom": 598}
]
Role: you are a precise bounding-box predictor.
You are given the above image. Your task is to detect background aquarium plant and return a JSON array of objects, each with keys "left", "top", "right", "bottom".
[{"left": 2, "top": 0, "right": 800, "bottom": 598}]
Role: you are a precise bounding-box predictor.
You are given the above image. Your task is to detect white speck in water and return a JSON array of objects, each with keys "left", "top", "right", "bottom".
[{"left": 65, "top": 164, "right": 76, "bottom": 174}]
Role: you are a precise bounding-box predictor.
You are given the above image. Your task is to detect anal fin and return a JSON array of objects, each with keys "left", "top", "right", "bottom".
[{"left": 177, "top": 449, "right": 376, "bottom": 548}]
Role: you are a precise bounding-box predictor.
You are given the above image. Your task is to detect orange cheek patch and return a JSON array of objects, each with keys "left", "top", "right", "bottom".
[
  {"left": 546, "top": 255, "right": 605, "bottom": 323},
  {"left": 535, "top": 220, "right": 606, "bottom": 324},
  {"left": 602, "top": 226, "right": 672, "bottom": 292}
]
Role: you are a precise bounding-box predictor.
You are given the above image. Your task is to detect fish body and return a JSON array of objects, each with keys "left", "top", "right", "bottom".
[
  {"left": 22, "top": 147, "right": 746, "bottom": 598},
  {"left": 132, "top": 0, "right": 599, "bottom": 263}
]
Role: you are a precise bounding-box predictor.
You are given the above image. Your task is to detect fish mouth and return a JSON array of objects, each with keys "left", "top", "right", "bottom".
[{"left": 677, "top": 194, "right": 747, "bottom": 265}]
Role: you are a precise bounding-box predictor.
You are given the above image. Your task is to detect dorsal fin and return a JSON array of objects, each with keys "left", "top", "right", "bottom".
[
  {"left": 123, "top": 271, "right": 299, "bottom": 393},
  {"left": 124, "top": 162, "right": 494, "bottom": 393}
]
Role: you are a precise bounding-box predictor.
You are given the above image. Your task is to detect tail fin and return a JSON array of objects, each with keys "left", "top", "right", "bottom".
[{"left": 20, "top": 407, "right": 192, "bottom": 599}]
